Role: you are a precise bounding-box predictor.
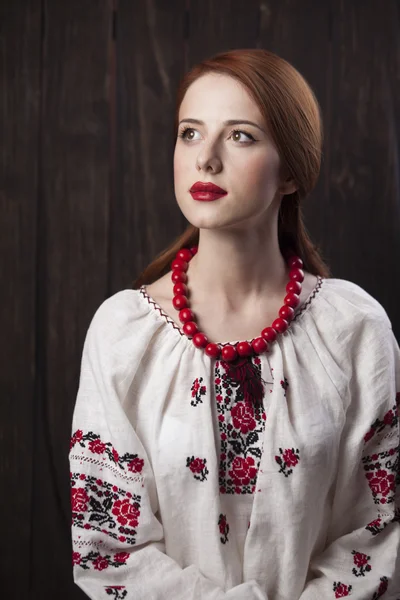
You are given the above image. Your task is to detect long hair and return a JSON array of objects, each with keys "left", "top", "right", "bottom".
[{"left": 133, "top": 48, "right": 331, "bottom": 288}]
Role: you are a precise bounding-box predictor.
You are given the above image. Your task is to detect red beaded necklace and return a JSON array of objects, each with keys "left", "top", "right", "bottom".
[{"left": 171, "top": 246, "right": 305, "bottom": 363}]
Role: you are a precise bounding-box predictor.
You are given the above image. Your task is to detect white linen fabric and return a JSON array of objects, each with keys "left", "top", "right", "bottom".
[{"left": 69, "top": 276, "right": 400, "bottom": 600}]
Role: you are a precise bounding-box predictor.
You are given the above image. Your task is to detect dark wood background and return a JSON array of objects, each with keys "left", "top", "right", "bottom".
[{"left": 1, "top": 1, "right": 399, "bottom": 598}]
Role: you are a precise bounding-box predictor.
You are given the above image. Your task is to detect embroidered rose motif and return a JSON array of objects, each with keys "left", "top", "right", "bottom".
[
  {"left": 229, "top": 456, "right": 257, "bottom": 486},
  {"left": 94, "top": 555, "right": 109, "bottom": 571},
  {"left": 89, "top": 439, "right": 107, "bottom": 454},
  {"left": 218, "top": 513, "right": 229, "bottom": 544},
  {"left": 366, "top": 469, "right": 395, "bottom": 503},
  {"left": 127, "top": 457, "right": 144, "bottom": 473},
  {"left": 112, "top": 448, "right": 119, "bottom": 462},
  {"left": 112, "top": 498, "right": 140, "bottom": 528},
  {"left": 364, "top": 402, "right": 399, "bottom": 444},
  {"left": 283, "top": 448, "right": 299, "bottom": 467},
  {"left": 72, "top": 552, "right": 81, "bottom": 565},
  {"left": 333, "top": 581, "right": 352, "bottom": 597},
  {"left": 186, "top": 456, "right": 209, "bottom": 481},
  {"left": 372, "top": 576, "right": 388, "bottom": 599},
  {"left": 275, "top": 447, "right": 300, "bottom": 477},
  {"left": 114, "top": 552, "right": 129, "bottom": 564},
  {"left": 231, "top": 401, "right": 257, "bottom": 434},
  {"left": 351, "top": 550, "right": 371, "bottom": 577},
  {"left": 70, "top": 429, "right": 83, "bottom": 449},
  {"left": 191, "top": 377, "right": 207, "bottom": 407},
  {"left": 71, "top": 487, "right": 89, "bottom": 513}
]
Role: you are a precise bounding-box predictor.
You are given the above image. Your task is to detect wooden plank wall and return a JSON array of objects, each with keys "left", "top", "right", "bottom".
[{"left": 1, "top": 1, "right": 399, "bottom": 598}]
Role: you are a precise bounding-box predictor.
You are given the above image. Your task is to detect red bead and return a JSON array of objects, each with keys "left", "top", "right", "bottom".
[
  {"left": 286, "top": 280, "right": 301, "bottom": 294},
  {"left": 172, "top": 294, "right": 188, "bottom": 310},
  {"left": 252, "top": 337, "right": 268, "bottom": 354},
  {"left": 173, "top": 282, "right": 187, "bottom": 296},
  {"left": 284, "top": 292, "right": 300, "bottom": 308},
  {"left": 171, "top": 270, "right": 187, "bottom": 284},
  {"left": 179, "top": 308, "right": 194, "bottom": 323},
  {"left": 237, "top": 341, "right": 253, "bottom": 357},
  {"left": 221, "top": 345, "right": 238, "bottom": 362},
  {"left": 289, "top": 267, "right": 304, "bottom": 283},
  {"left": 183, "top": 321, "right": 198, "bottom": 337},
  {"left": 176, "top": 248, "right": 193, "bottom": 262},
  {"left": 205, "top": 343, "right": 221, "bottom": 358},
  {"left": 272, "top": 318, "right": 289, "bottom": 333},
  {"left": 193, "top": 332, "right": 208, "bottom": 348},
  {"left": 171, "top": 258, "right": 188, "bottom": 271},
  {"left": 261, "top": 327, "right": 277, "bottom": 343},
  {"left": 190, "top": 246, "right": 198, "bottom": 256},
  {"left": 288, "top": 256, "right": 303, "bottom": 269},
  {"left": 279, "top": 305, "right": 295, "bottom": 321}
]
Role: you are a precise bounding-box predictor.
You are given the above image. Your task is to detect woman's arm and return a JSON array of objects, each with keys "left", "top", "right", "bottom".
[
  {"left": 69, "top": 299, "right": 267, "bottom": 600},
  {"left": 298, "top": 318, "right": 400, "bottom": 599}
]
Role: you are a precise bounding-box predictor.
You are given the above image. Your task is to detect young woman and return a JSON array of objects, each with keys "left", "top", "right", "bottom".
[{"left": 69, "top": 49, "right": 400, "bottom": 599}]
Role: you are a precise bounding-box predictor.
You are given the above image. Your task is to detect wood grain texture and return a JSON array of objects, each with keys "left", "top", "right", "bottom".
[
  {"left": 0, "top": 0, "right": 41, "bottom": 595},
  {"left": 30, "top": 1, "right": 112, "bottom": 598},
  {"left": 112, "top": 0, "right": 187, "bottom": 292}
]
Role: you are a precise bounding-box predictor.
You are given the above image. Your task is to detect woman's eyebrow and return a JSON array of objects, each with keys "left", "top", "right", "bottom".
[{"left": 178, "top": 118, "right": 265, "bottom": 133}]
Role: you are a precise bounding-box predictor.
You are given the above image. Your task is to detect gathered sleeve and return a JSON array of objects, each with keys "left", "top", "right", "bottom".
[
  {"left": 68, "top": 294, "right": 267, "bottom": 600},
  {"left": 299, "top": 316, "right": 400, "bottom": 599}
]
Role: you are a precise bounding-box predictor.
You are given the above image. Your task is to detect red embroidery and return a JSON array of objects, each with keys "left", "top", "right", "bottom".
[
  {"left": 71, "top": 472, "right": 141, "bottom": 545},
  {"left": 280, "top": 377, "right": 289, "bottom": 396},
  {"left": 351, "top": 550, "right": 371, "bottom": 577},
  {"left": 215, "top": 358, "right": 266, "bottom": 494},
  {"left": 371, "top": 576, "right": 389, "bottom": 599},
  {"left": 191, "top": 377, "right": 207, "bottom": 406},
  {"left": 73, "top": 550, "right": 129, "bottom": 570},
  {"left": 365, "top": 517, "right": 388, "bottom": 536},
  {"left": 105, "top": 586, "right": 127, "bottom": 599},
  {"left": 333, "top": 581, "right": 352, "bottom": 597},
  {"left": 275, "top": 447, "right": 300, "bottom": 477},
  {"left": 186, "top": 456, "right": 209, "bottom": 481},
  {"left": 70, "top": 431, "right": 144, "bottom": 475},
  {"left": 363, "top": 450, "right": 397, "bottom": 505},
  {"left": 218, "top": 513, "right": 229, "bottom": 544},
  {"left": 363, "top": 403, "right": 398, "bottom": 443}
]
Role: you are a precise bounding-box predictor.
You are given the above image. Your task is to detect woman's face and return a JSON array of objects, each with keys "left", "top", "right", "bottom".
[{"left": 173, "top": 73, "right": 294, "bottom": 233}]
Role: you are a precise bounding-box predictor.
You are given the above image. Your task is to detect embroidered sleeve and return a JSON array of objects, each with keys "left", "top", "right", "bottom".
[
  {"left": 69, "top": 298, "right": 268, "bottom": 600},
  {"left": 299, "top": 317, "right": 400, "bottom": 600}
]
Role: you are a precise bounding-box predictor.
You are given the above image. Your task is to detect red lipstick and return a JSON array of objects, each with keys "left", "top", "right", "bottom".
[{"left": 189, "top": 181, "right": 227, "bottom": 202}]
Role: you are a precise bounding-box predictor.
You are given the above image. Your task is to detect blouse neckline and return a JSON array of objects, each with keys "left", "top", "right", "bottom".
[{"left": 138, "top": 276, "right": 325, "bottom": 348}]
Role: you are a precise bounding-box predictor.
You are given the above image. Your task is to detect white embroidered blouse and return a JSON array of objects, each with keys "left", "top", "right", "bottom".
[{"left": 69, "top": 276, "right": 400, "bottom": 600}]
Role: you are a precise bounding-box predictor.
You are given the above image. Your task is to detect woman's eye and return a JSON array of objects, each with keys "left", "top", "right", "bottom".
[
  {"left": 230, "top": 130, "right": 255, "bottom": 142},
  {"left": 178, "top": 127, "right": 255, "bottom": 143}
]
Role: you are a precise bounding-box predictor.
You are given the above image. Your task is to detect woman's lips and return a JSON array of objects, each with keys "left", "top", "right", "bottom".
[{"left": 190, "top": 191, "right": 227, "bottom": 202}]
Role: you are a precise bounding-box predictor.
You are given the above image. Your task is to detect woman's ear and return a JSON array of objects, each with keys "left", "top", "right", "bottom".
[{"left": 279, "top": 176, "right": 298, "bottom": 196}]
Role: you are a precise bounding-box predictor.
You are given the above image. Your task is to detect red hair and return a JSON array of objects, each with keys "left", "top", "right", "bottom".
[{"left": 133, "top": 48, "right": 331, "bottom": 288}]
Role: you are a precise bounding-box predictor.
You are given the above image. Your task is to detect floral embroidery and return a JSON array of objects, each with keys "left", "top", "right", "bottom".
[
  {"left": 71, "top": 473, "right": 141, "bottom": 545},
  {"left": 280, "top": 377, "right": 289, "bottom": 396},
  {"left": 333, "top": 581, "right": 352, "bottom": 597},
  {"left": 362, "top": 446, "right": 398, "bottom": 505},
  {"left": 191, "top": 377, "right": 207, "bottom": 407},
  {"left": 73, "top": 550, "right": 129, "bottom": 570},
  {"left": 105, "top": 586, "right": 127, "bottom": 599},
  {"left": 70, "top": 431, "right": 144, "bottom": 475},
  {"left": 371, "top": 576, "right": 389, "bottom": 599},
  {"left": 365, "top": 516, "right": 388, "bottom": 536},
  {"left": 351, "top": 550, "right": 371, "bottom": 577},
  {"left": 364, "top": 404, "right": 398, "bottom": 443},
  {"left": 186, "top": 456, "right": 209, "bottom": 481},
  {"left": 275, "top": 447, "right": 300, "bottom": 477},
  {"left": 215, "top": 358, "right": 267, "bottom": 494},
  {"left": 218, "top": 513, "right": 229, "bottom": 544}
]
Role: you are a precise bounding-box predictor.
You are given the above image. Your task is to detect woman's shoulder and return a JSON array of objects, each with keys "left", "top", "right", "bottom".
[
  {"left": 85, "top": 288, "right": 154, "bottom": 348},
  {"left": 319, "top": 277, "right": 392, "bottom": 327}
]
